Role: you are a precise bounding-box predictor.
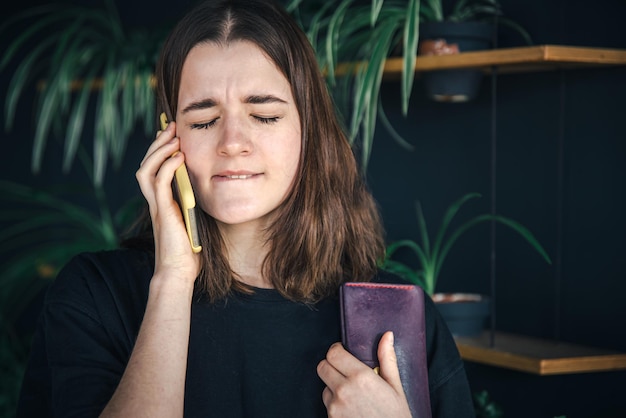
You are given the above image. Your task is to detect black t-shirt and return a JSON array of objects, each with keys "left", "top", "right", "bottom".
[{"left": 17, "top": 248, "right": 474, "bottom": 417}]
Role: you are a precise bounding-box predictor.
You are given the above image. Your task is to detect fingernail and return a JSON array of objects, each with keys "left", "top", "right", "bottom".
[{"left": 389, "top": 331, "right": 394, "bottom": 346}]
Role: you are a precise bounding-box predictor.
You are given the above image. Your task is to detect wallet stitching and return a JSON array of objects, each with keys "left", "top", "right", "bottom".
[{"left": 344, "top": 283, "right": 414, "bottom": 290}]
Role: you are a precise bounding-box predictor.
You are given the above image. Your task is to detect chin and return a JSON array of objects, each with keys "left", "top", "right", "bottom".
[
  {"left": 210, "top": 208, "right": 273, "bottom": 228},
  {"left": 201, "top": 198, "right": 282, "bottom": 228}
]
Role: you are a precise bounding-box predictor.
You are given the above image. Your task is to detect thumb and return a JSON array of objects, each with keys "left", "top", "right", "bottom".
[{"left": 377, "top": 331, "right": 405, "bottom": 396}]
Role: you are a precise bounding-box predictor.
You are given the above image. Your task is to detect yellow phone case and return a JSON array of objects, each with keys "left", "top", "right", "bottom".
[{"left": 160, "top": 112, "right": 202, "bottom": 253}]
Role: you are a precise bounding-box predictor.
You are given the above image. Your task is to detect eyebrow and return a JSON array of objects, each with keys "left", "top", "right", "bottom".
[
  {"left": 246, "top": 94, "right": 288, "bottom": 105},
  {"left": 181, "top": 94, "right": 288, "bottom": 114},
  {"left": 181, "top": 98, "right": 217, "bottom": 114}
]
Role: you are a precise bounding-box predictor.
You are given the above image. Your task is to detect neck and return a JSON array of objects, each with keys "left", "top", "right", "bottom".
[{"left": 220, "top": 222, "right": 272, "bottom": 289}]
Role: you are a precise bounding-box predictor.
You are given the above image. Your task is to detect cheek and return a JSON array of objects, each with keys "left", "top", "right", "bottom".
[
  {"left": 179, "top": 139, "right": 214, "bottom": 186},
  {"left": 178, "top": 131, "right": 202, "bottom": 154},
  {"left": 279, "top": 136, "right": 302, "bottom": 180},
  {"left": 282, "top": 154, "right": 301, "bottom": 199},
  {"left": 180, "top": 134, "right": 213, "bottom": 164}
]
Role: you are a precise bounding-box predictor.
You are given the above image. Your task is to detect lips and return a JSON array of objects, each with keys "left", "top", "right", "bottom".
[
  {"left": 223, "top": 174, "right": 254, "bottom": 179},
  {"left": 213, "top": 171, "right": 261, "bottom": 181}
]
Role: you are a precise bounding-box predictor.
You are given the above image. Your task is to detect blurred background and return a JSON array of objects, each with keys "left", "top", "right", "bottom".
[{"left": 1, "top": 0, "right": 625, "bottom": 416}]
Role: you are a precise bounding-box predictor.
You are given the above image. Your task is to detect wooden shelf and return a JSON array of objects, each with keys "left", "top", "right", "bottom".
[
  {"left": 379, "top": 44, "right": 626, "bottom": 78},
  {"left": 62, "top": 45, "right": 626, "bottom": 91},
  {"left": 455, "top": 331, "right": 626, "bottom": 375}
]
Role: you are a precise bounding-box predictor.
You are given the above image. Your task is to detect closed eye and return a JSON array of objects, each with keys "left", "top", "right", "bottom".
[
  {"left": 190, "top": 119, "right": 219, "bottom": 130},
  {"left": 254, "top": 115, "right": 280, "bottom": 124}
]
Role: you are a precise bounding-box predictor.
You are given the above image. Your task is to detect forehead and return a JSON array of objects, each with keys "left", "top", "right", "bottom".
[{"left": 179, "top": 41, "right": 291, "bottom": 99}]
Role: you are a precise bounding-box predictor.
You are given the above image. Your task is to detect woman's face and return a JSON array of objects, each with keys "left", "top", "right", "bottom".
[{"left": 176, "top": 41, "right": 301, "bottom": 229}]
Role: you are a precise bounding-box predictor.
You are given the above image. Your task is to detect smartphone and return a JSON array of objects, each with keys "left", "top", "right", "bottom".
[{"left": 160, "top": 112, "right": 202, "bottom": 253}]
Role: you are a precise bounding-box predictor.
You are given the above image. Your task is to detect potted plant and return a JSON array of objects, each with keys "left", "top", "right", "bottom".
[
  {"left": 292, "top": 0, "right": 533, "bottom": 164},
  {"left": 1, "top": 0, "right": 168, "bottom": 186},
  {"left": 0, "top": 146, "right": 142, "bottom": 412},
  {"left": 419, "top": 0, "right": 532, "bottom": 42},
  {"left": 380, "top": 192, "right": 551, "bottom": 336},
  {"left": 2, "top": 0, "right": 418, "bottom": 179},
  {"left": 1, "top": 0, "right": 417, "bottom": 183},
  {"left": 418, "top": 0, "right": 533, "bottom": 101},
  {"left": 292, "top": 0, "right": 420, "bottom": 170},
  {"left": 0, "top": 149, "right": 142, "bottom": 323},
  {"left": 1, "top": 0, "right": 533, "bottom": 179}
]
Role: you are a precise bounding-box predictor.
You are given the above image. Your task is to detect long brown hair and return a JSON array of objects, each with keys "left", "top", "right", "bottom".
[{"left": 128, "top": 0, "right": 385, "bottom": 303}]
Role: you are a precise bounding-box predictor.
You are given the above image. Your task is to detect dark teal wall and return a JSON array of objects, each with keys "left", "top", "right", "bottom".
[
  {"left": 2, "top": 0, "right": 625, "bottom": 416},
  {"left": 372, "top": 67, "right": 626, "bottom": 348},
  {"left": 366, "top": 1, "right": 626, "bottom": 416}
]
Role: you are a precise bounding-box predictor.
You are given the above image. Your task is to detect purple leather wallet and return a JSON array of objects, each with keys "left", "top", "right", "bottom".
[{"left": 340, "top": 282, "right": 432, "bottom": 418}]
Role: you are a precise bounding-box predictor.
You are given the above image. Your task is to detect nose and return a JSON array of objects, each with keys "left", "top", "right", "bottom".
[{"left": 216, "top": 115, "right": 252, "bottom": 157}]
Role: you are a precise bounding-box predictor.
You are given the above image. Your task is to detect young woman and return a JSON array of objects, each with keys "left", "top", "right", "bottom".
[{"left": 17, "top": 0, "right": 474, "bottom": 416}]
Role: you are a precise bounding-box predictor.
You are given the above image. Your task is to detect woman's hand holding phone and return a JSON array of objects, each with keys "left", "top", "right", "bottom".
[
  {"left": 136, "top": 118, "right": 201, "bottom": 286},
  {"left": 160, "top": 113, "right": 202, "bottom": 254},
  {"left": 106, "top": 117, "right": 200, "bottom": 417}
]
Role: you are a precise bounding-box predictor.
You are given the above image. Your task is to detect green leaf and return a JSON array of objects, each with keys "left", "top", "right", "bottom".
[
  {"left": 377, "top": 101, "right": 414, "bottom": 151},
  {"left": 63, "top": 54, "right": 101, "bottom": 173},
  {"left": 31, "top": 78, "right": 63, "bottom": 174},
  {"left": 435, "top": 213, "right": 552, "bottom": 280},
  {"left": 0, "top": 181, "right": 106, "bottom": 239},
  {"left": 121, "top": 62, "right": 135, "bottom": 140},
  {"left": 3, "top": 38, "right": 55, "bottom": 131},
  {"left": 370, "top": 0, "right": 384, "bottom": 27},
  {"left": 324, "top": 0, "right": 351, "bottom": 84},
  {"left": 349, "top": 16, "right": 398, "bottom": 151},
  {"left": 284, "top": 0, "right": 303, "bottom": 13},
  {"left": 114, "top": 196, "right": 145, "bottom": 230},
  {"left": 415, "top": 201, "right": 431, "bottom": 257},
  {"left": 0, "top": 6, "right": 66, "bottom": 70},
  {"left": 431, "top": 193, "right": 482, "bottom": 262},
  {"left": 401, "top": 0, "right": 419, "bottom": 115},
  {"left": 380, "top": 259, "right": 426, "bottom": 289},
  {"left": 489, "top": 215, "right": 551, "bottom": 264},
  {"left": 1, "top": 0, "right": 161, "bottom": 184},
  {"left": 497, "top": 18, "right": 533, "bottom": 45},
  {"left": 385, "top": 239, "right": 430, "bottom": 272},
  {"left": 63, "top": 87, "right": 92, "bottom": 171},
  {"left": 420, "top": 0, "right": 444, "bottom": 21},
  {"left": 384, "top": 192, "right": 551, "bottom": 295}
]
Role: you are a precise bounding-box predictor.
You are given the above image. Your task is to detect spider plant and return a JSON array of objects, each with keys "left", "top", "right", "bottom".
[
  {"left": 290, "top": 0, "right": 531, "bottom": 168},
  {"left": 473, "top": 390, "right": 504, "bottom": 418},
  {"left": 0, "top": 167, "right": 141, "bottom": 415},
  {"left": 0, "top": 148, "right": 142, "bottom": 330},
  {"left": 381, "top": 192, "right": 551, "bottom": 295},
  {"left": 291, "top": 0, "right": 419, "bottom": 169},
  {"left": 1, "top": 0, "right": 167, "bottom": 185}
]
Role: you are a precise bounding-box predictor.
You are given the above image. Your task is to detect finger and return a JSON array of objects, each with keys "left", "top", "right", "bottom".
[
  {"left": 142, "top": 127, "right": 176, "bottom": 166},
  {"left": 149, "top": 154, "right": 193, "bottom": 237},
  {"left": 148, "top": 153, "right": 188, "bottom": 245},
  {"left": 137, "top": 136, "right": 179, "bottom": 188},
  {"left": 321, "top": 385, "right": 333, "bottom": 409},
  {"left": 324, "top": 342, "right": 369, "bottom": 378},
  {"left": 377, "top": 331, "right": 405, "bottom": 396},
  {"left": 141, "top": 121, "right": 177, "bottom": 166},
  {"left": 317, "top": 357, "right": 345, "bottom": 389},
  {"left": 136, "top": 144, "right": 182, "bottom": 209},
  {"left": 153, "top": 152, "right": 184, "bottom": 206}
]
